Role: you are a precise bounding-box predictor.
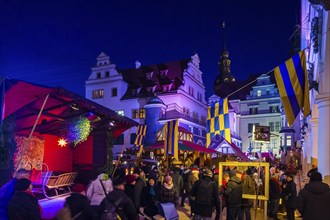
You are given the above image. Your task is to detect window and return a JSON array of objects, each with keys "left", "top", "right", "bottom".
[
  {"left": 92, "top": 89, "right": 104, "bottom": 99},
  {"left": 286, "top": 135, "right": 292, "bottom": 147},
  {"left": 132, "top": 109, "right": 145, "bottom": 119},
  {"left": 114, "top": 134, "right": 124, "bottom": 145},
  {"left": 132, "top": 109, "right": 139, "bottom": 119},
  {"left": 257, "top": 90, "right": 261, "bottom": 97},
  {"left": 139, "top": 108, "right": 146, "bottom": 119},
  {"left": 111, "top": 88, "right": 118, "bottom": 97},
  {"left": 269, "top": 122, "right": 275, "bottom": 132},
  {"left": 96, "top": 72, "right": 101, "bottom": 79},
  {"left": 116, "top": 110, "right": 124, "bottom": 116},
  {"left": 248, "top": 123, "right": 259, "bottom": 133},
  {"left": 249, "top": 107, "right": 258, "bottom": 114},
  {"left": 275, "top": 121, "right": 281, "bottom": 132},
  {"left": 270, "top": 106, "right": 279, "bottom": 113},
  {"left": 188, "top": 86, "right": 194, "bottom": 97},
  {"left": 197, "top": 92, "right": 202, "bottom": 101},
  {"left": 105, "top": 71, "right": 110, "bottom": 77},
  {"left": 130, "top": 133, "right": 137, "bottom": 144}
]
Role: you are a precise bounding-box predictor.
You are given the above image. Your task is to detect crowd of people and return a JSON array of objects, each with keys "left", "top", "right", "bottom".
[{"left": 0, "top": 162, "right": 330, "bottom": 220}]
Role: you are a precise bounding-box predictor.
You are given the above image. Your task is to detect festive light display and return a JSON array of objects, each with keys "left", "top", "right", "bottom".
[
  {"left": 58, "top": 138, "right": 68, "bottom": 147},
  {"left": 65, "top": 116, "right": 92, "bottom": 147}
]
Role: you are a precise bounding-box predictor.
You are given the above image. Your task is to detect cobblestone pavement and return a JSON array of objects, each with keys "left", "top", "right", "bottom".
[{"left": 176, "top": 202, "right": 303, "bottom": 220}]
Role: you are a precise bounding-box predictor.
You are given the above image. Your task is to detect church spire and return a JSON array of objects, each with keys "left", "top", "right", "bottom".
[
  {"left": 217, "top": 21, "right": 235, "bottom": 84},
  {"left": 222, "top": 21, "right": 226, "bottom": 51}
]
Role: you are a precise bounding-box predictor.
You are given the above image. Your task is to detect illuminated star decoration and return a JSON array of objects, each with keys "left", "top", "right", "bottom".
[{"left": 58, "top": 138, "right": 68, "bottom": 147}]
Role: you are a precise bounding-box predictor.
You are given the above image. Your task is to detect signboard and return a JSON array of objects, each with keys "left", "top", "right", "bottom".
[{"left": 253, "top": 125, "right": 270, "bottom": 142}]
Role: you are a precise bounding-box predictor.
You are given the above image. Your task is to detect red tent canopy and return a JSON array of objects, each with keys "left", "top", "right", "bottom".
[{"left": 1, "top": 76, "right": 138, "bottom": 138}]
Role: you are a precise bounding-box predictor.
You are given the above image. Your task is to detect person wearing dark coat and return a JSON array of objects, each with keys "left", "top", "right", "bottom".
[
  {"left": 268, "top": 173, "right": 281, "bottom": 220},
  {"left": 101, "top": 177, "right": 137, "bottom": 220},
  {"left": 225, "top": 169, "right": 243, "bottom": 220},
  {"left": 282, "top": 174, "right": 297, "bottom": 220},
  {"left": 170, "top": 167, "right": 184, "bottom": 206},
  {"left": 7, "top": 178, "right": 42, "bottom": 220},
  {"left": 237, "top": 169, "right": 256, "bottom": 220},
  {"left": 124, "top": 174, "right": 136, "bottom": 208},
  {"left": 133, "top": 168, "right": 146, "bottom": 213},
  {"left": 159, "top": 175, "right": 178, "bottom": 207},
  {"left": 190, "top": 169, "right": 221, "bottom": 220},
  {"left": 296, "top": 172, "right": 330, "bottom": 220},
  {"left": 140, "top": 175, "right": 160, "bottom": 218},
  {"left": 63, "top": 184, "right": 96, "bottom": 220},
  {"left": 0, "top": 168, "right": 30, "bottom": 220}
]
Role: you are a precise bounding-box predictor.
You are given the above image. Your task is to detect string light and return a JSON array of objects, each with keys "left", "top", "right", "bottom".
[{"left": 58, "top": 138, "right": 68, "bottom": 147}]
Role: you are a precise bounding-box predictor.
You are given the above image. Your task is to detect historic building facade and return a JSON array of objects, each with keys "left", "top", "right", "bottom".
[
  {"left": 85, "top": 52, "right": 208, "bottom": 155},
  {"left": 301, "top": 0, "right": 330, "bottom": 184}
]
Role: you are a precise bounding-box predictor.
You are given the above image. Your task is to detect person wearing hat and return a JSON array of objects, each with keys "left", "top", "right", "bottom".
[
  {"left": 140, "top": 175, "right": 160, "bottom": 218},
  {"left": 190, "top": 168, "right": 221, "bottom": 220},
  {"left": 225, "top": 169, "right": 243, "bottom": 220},
  {"left": 0, "top": 168, "right": 30, "bottom": 220},
  {"left": 282, "top": 174, "right": 297, "bottom": 220},
  {"left": 8, "top": 178, "right": 42, "bottom": 220},
  {"left": 296, "top": 172, "right": 330, "bottom": 220},
  {"left": 86, "top": 172, "right": 113, "bottom": 219},
  {"left": 101, "top": 176, "right": 137, "bottom": 220}
]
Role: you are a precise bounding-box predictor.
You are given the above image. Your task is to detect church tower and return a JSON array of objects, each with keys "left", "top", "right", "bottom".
[{"left": 214, "top": 22, "right": 236, "bottom": 94}]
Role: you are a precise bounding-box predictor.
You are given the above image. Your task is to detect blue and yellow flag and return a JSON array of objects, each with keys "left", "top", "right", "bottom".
[
  {"left": 274, "top": 50, "right": 310, "bottom": 127},
  {"left": 163, "top": 119, "right": 179, "bottom": 160},
  {"left": 206, "top": 98, "right": 231, "bottom": 147},
  {"left": 134, "top": 124, "right": 147, "bottom": 155}
]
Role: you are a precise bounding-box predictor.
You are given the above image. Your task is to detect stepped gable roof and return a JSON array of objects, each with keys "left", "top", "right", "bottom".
[{"left": 119, "top": 58, "right": 190, "bottom": 99}]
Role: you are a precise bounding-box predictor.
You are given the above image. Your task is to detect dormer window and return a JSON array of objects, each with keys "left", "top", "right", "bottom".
[
  {"left": 105, "top": 71, "right": 110, "bottom": 77},
  {"left": 96, "top": 72, "right": 101, "bottom": 79},
  {"left": 257, "top": 90, "right": 262, "bottom": 97}
]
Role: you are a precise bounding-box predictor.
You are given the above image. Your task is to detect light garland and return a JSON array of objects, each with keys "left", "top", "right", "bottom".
[{"left": 65, "top": 116, "right": 92, "bottom": 147}]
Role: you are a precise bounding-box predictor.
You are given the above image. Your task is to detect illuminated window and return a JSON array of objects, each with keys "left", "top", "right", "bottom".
[
  {"left": 286, "top": 135, "right": 292, "bottom": 146},
  {"left": 92, "top": 89, "right": 104, "bottom": 99},
  {"left": 257, "top": 90, "right": 261, "bottom": 97},
  {"left": 139, "top": 108, "right": 146, "bottom": 119},
  {"left": 132, "top": 109, "right": 145, "bottom": 119},
  {"left": 116, "top": 110, "right": 124, "bottom": 116},
  {"left": 275, "top": 121, "right": 281, "bottom": 132},
  {"left": 111, "top": 88, "right": 118, "bottom": 97}
]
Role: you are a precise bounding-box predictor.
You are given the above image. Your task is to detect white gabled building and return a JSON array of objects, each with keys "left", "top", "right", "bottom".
[{"left": 85, "top": 52, "right": 208, "bottom": 155}]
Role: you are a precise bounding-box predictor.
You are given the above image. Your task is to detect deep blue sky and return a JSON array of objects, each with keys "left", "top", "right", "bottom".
[{"left": 0, "top": 0, "right": 300, "bottom": 99}]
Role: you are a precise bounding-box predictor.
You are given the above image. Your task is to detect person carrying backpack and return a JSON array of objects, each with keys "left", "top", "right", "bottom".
[
  {"left": 190, "top": 168, "right": 221, "bottom": 220},
  {"left": 100, "top": 177, "right": 137, "bottom": 220}
]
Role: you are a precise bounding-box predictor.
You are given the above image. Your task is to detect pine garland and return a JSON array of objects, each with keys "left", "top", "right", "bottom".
[{"left": 0, "top": 115, "right": 17, "bottom": 170}]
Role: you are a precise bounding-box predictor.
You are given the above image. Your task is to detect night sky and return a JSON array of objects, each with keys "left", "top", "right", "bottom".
[{"left": 0, "top": 0, "right": 300, "bottom": 99}]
